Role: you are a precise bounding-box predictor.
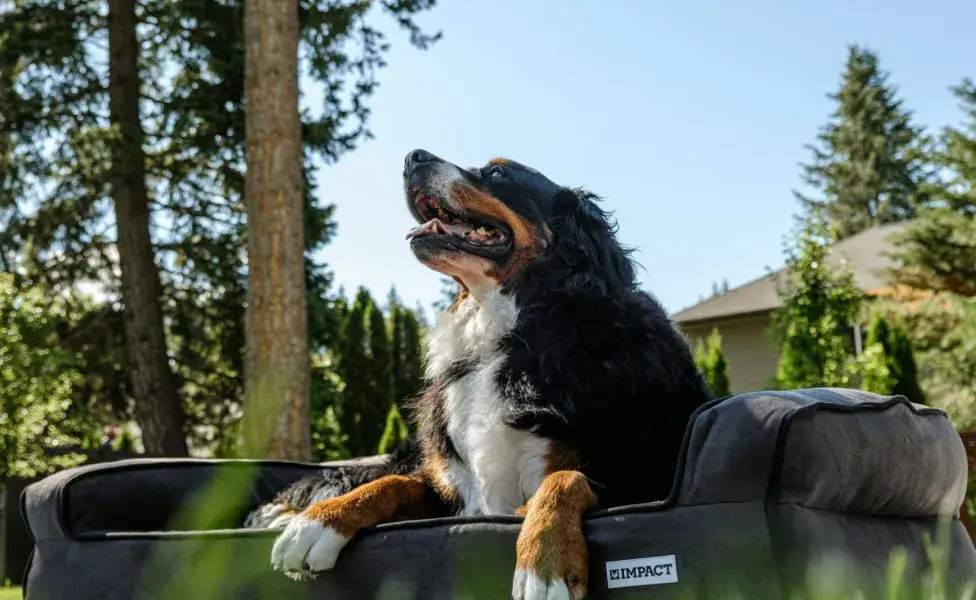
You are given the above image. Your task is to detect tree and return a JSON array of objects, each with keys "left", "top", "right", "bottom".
[
  {"left": 875, "top": 80, "right": 976, "bottom": 425},
  {"left": 861, "top": 315, "right": 925, "bottom": 402},
  {"left": 389, "top": 289, "right": 424, "bottom": 406},
  {"left": 796, "top": 45, "right": 931, "bottom": 239},
  {"left": 934, "top": 79, "right": 976, "bottom": 215},
  {"left": 378, "top": 288, "right": 423, "bottom": 454},
  {"left": 363, "top": 296, "right": 394, "bottom": 449},
  {"left": 110, "top": 0, "right": 189, "bottom": 456},
  {"left": 693, "top": 329, "right": 731, "bottom": 398},
  {"left": 889, "top": 209, "right": 976, "bottom": 297},
  {"left": 890, "top": 81, "right": 976, "bottom": 297},
  {"left": 0, "top": 274, "right": 85, "bottom": 479},
  {"left": 771, "top": 216, "right": 864, "bottom": 389},
  {"left": 336, "top": 288, "right": 370, "bottom": 456},
  {"left": 241, "top": 0, "right": 309, "bottom": 460},
  {"left": 377, "top": 405, "right": 410, "bottom": 454},
  {"left": 0, "top": 0, "right": 441, "bottom": 456}
]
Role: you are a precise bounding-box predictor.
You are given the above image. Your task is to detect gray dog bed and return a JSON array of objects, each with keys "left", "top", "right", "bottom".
[{"left": 21, "top": 388, "right": 976, "bottom": 599}]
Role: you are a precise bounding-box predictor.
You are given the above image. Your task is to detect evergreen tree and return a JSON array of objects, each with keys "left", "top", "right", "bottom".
[
  {"left": 0, "top": 0, "right": 442, "bottom": 455},
  {"left": 771, "top": 216, "right": 864, "bottom": 389},
  {"left": 861, "top": 316, "right": 895, "bottom": 395},
  {"left": 891, "top": 81, "right": 976, "bottom": 297},
  {"left": 890, "top": 209, "right": 976, "bottom": 297},
  {"left": 336, "top": 288, "right": 370, "bottom": 456},
  {"left": 693, "top": 329, "right": 731, "bottom": 397},
  {"left": 364, "top": 296, "right": 394, "bottom": 451},
  {"left": 388, "top": 289, "right": 425, "bottom": 406},
  {"left": 796, "top": 45, "right": 931, "bottom": 239},
  {"left": 377, "top": 404, "right": 411, "bottom": 455},
  {"left": 862, "top": 316, "right": 925, "bottom": 402},
  {"left": 936, "top": 79, "right": 976, "bottom": 215}
]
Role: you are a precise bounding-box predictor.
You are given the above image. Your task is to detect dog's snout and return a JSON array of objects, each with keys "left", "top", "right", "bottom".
[{"left": 404, "top": 149, "right": 437, "bottom": 175}]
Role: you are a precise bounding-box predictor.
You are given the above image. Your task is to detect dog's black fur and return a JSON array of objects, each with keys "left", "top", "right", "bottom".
[{"left": 246, "top": 155, "right": 713, "bottom": 524}]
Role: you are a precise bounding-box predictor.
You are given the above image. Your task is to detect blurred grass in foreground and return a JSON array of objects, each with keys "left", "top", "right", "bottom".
[
  {"left": 131, "top": 470, "right": 976, "bottom": 600},
  {"left": 0, "top": 587, "right": 20, "bottom": 600},
  {"left": 125, "top": 385, "right": 976, "bottom": 599}
]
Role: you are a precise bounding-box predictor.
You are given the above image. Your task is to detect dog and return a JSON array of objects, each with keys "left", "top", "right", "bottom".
[{"left": 255, "top": 150, "right": 713, "bottom": 600}]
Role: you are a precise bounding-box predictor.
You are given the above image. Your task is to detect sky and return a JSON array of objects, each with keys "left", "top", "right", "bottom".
[{"left": 305, "top": 0, "right": 976, "bottom": 318}]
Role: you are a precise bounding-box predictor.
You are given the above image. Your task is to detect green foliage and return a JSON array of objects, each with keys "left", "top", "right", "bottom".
[
  {"left": 796, "top": 45, "right": 932, "bottom": 239},
  {"left": 336, "top": 288, "right": 371, "bottom": 456},
  {"left": 0, "top": 0, "right": 441, "bottom": 455},
  {"left": 933, "top": 79, "right": 976, "bottom": 215},
  {"left": 865, "top": 289, "right": 976, "bottom": 429},
  {"left": 377, "top": 404, "right": 411, "bottom": 455},
  {"left": 771, "top": 216, "right": 864, "bottom": 389},
  {"left": 891, "top": 209, "right": 976, "bottom": 297},
  {"left": 389, "top": 289, "right": 424, "bottom": 407},
  {"left": 693, "top": 329, "right": 731, "bottom": 397},
  {"left": 0, "top": 273, "right": 85, "bottom": 479},
  {"left": 364, "top": 296, "right": 394, "bottom": 449},
  {"left": 861, "top": 316, "right": 926, "bottom": 402},
  {"left": 334, "top": 287, "right": 424, "bottom": 457}
]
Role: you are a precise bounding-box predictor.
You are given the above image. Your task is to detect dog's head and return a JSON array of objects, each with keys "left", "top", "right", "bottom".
[{"left": 403, "top": 149, "right": 635, "bottom": 303}]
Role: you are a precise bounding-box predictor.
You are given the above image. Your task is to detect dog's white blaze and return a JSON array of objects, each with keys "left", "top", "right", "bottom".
[
  {"left": 422, "top": 162, "right": 466, "bottom": 213},
  {"left": 426, "top": 288, "right": 548, "bottom": 516}
]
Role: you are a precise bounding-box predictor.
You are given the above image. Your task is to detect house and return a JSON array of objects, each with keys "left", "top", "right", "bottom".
[{"left": 672, "top": 222, "right": 908, "bottom": 394}]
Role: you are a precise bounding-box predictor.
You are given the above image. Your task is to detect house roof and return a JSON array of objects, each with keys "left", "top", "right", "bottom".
[{"left": 671, "top": 221, "right": 909, "bottom": 325}]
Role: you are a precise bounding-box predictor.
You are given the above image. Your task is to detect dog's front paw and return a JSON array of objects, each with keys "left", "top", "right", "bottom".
[
  {"left": 270, "top": 510, "right": 351, "bottom": 580},
  {"left": 512, "top": 521, "right": 588, "bottom": 600}
]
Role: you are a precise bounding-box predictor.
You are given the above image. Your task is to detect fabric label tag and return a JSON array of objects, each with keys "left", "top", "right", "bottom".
[{"left": 605, "top": 554, "right": 678, "bottom": 589}]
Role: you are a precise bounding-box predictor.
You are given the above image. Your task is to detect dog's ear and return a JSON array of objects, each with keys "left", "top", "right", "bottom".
[
  {"left": 553, "top": 188, "right": 605, "bottom": 222},
  {"left": 552, "top": 188, "right": 581, "bottom": 214}
]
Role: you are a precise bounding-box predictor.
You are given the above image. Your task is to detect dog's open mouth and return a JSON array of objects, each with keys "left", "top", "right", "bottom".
[{"left": 406, "top": 191, "right": 511, "bottom": 251}]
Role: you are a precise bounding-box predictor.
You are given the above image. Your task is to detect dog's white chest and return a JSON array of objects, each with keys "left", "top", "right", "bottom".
[
  {"left": 443, "top": 369, "right": 549, "bottom": 516},
  {"left": 426, "top": 290, "right": 549, "bottom": 516}
]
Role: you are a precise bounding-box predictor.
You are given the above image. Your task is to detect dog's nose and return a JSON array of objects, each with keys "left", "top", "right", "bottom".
[{"left": 404, "top": 149, "right": 436, "bottom": 172}]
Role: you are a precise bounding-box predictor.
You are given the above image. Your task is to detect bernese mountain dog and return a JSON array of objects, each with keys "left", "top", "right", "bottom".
[{"left": 252, "top": 149, "right": 713, "bottom": 600}]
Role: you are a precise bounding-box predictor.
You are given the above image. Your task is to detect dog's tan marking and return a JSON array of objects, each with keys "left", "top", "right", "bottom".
[
  {"left": 451, "top": 182, "right": 540, "bottom": 249},
  {"left": 449, "top": 277, "right": 470, "bottom": 313},
  {"left": 420, "top": 449, "right": 460, "bottom": 507},
  {"left": 301, "top": 474, "right": 437, "bottom": 537},
  {"left": 488, "top": 157, "right": 510, "bottom": 166},
  {"left": 516, "top": 471, "right": 597, "bottom": 599}
]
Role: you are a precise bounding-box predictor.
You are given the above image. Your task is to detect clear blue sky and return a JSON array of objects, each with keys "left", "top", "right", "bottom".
[{"left": 307, "top": 0, "right": 976, "bottom": 318}]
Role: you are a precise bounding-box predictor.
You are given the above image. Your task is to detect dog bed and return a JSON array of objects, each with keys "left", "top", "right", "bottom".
[{"left": 21, "top": 388, "right": 976, "bottom": 599}]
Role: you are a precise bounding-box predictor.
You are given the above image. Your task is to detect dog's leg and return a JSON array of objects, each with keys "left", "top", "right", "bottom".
[
  {"left": 271, "top": 474, "right": 437, "bottom": 579},
  {"left": 512, "top": 471, "right": 596, "bottom": 600}
]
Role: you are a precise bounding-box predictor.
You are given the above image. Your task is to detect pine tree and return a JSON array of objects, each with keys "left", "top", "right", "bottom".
[
  {"left": 862, "top": 316, "right": 925, "bottom": 402},
  {"left": 796, "top": 45, "right": 931, "bottom": 239},
  {"left": 936, "top": 80, "right": 976, "bottom": 215},
  {"left": 890, "top": 81, "right": 976, "bottom": 297},
  {"left": 336, "top": 288, "right": 370, "bottom": 456},
  {"left": 0, "top": 0, "right": 442, "bottom": 455},
  {"left": 377, "top": 404, "right": 411, "bottom": 455},
  {"left": 693, "top": 329, "right": 731, "bottom": 397},
  {"left": 364, "top": 296, "right": 394, "bottom": 452},
  {"left": 771, "top": 216, "right": 864, "bottom": 389}
]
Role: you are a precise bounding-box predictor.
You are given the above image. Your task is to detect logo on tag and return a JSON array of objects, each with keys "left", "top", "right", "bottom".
[{"left": 606, "top": 555, "right": 678, "bottom": 589}]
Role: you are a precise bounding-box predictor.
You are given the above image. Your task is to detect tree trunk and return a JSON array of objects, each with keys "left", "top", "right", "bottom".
[
  {"left": 242, "top": 0, "right": 310, "bottom": 460},
  {"left": 107, "top": 0, "right": 188, "bottom": 456}
]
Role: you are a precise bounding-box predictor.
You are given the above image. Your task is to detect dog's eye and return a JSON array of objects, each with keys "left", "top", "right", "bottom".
[{"left": 489, "top": 167, "right": 505, "bottom": 180}]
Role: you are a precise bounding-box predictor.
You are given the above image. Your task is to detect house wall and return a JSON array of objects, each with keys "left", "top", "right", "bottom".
[{"left": 679, "top": 312, "right": 779, "bottom": 395}]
